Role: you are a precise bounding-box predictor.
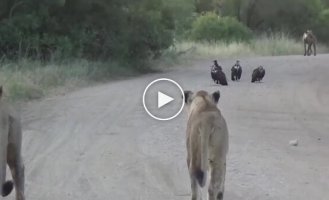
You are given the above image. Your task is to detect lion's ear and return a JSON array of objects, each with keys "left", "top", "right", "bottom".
[
  {"left": 183, "top": 90, "right": 193, "bottom": 105},
  {"left": 212, "top": 90, "right": 220, "bottom": 104}
]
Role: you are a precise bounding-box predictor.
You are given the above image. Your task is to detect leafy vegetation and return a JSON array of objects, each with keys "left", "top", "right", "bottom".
[
  {"left": 0, "top": 0, "right": 176, "bottom": 63},
  {"left": 220, "top": 0, "right": 329, "bottom": 43},
  {"left": 190, "top": 12, "right": 252, "bottom": 42}
]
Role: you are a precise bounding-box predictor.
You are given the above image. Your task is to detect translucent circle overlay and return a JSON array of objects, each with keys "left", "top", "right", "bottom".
[{"left": 142, "top": 78, "right": 185, "bottom": 121}]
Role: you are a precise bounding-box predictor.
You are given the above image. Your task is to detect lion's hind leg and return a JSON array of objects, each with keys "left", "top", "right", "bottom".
[
  {"left": 0, "top": 117, "right": 13, "bottom": 197},
  {"left": 189, "top": 171, "right": 200, "bottom": 200},
  {"left": 1, "top": 144, "right": 14, "bottom": 197},
  {"left": 208, "top": 160, "right": 226, "bottom": 200},
  {"left": 7, "top": 144, "right": 25, "bottom": 200}
]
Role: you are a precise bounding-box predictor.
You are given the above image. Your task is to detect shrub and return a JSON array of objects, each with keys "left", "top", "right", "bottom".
[
  {"left": 190, "top": 12, "right": 252, "bottom": 42},
  {"left": 314, "top": 9, "right": 329, "bottom": 44},
  {"left": 0, "top": 0, "right": 176, "bottom": 65}
]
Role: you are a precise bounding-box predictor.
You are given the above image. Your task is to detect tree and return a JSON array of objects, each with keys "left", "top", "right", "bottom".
[
  {"left": 314, "top": 8, "right": 329, "bottom": 43},
  {"left": 195, "top": 0, "right": 221, "bottom": 13},
  {"left": 0, "top": 0, "right": 177, "bottom": 63},
  {"left": 164, "top": 0, "right": 195, "bottom": 38},
  {"left": 220, "top": 0, "right": 323, "bottom": 35}
]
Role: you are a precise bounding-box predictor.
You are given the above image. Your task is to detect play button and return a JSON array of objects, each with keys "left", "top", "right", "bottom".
[
  {"left": 158, "top": 92, "right": 174, "bottom": 108},
  {"left": 143, "top": 78, "right": 184, "bottom": 121}
]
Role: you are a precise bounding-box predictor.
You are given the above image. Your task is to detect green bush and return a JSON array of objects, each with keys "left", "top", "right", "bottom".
[
  {"left": 190, "top": 13, "right": 252, "bottom": 42},
  {"left": 0, "top": 0, "right": 176, "bottom": 65},
  {"left": 314, "top": 9, "right": 329, "bottom": 43}
]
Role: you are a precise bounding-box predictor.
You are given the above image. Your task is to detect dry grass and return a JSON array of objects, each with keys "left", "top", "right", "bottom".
[
  {"left": 0, "top": 59, "right": 138, "bottom": 101},
  {"left": 174, "top": 33, "right": 328, "bottom": 59}
]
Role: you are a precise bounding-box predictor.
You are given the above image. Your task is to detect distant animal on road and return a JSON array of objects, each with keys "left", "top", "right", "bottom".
[
  {"left": 0, "top": 86, "right": 25, "bottom": 200},
  {"left": 303, "top": 30, "right": 317, "bottom": 56},
  {"left": 231, "top": 60, "right": 242, "bottom": 81},
  {"left": 183, "top": 90, "right": 229, "bottom": 200},
  {"left": 251, "top": 66, "right": 265, "bottom": 83},
  {"left": 211, "top": 60, "right": 228, "bottom": 86}
]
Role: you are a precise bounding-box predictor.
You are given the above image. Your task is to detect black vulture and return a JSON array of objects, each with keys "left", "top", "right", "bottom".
[
  {"left": 210, "top": 60, "right": 228, "bottom": 85},
  {"left": 251, "top": 66, "right": 265, "bottom": 83},
  {"left": 231, "top": 60, "right": 242, "bottom": 81}
]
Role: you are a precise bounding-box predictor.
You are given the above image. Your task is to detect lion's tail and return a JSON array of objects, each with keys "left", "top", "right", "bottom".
[
  {"left": 0, "top": 113, "right": 13, "bottom": 197},
  {"left": 191, "top": 125, "right": 210, "bottom": 188}
]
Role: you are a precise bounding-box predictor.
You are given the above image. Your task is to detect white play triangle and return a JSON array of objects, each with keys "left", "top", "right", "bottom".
[{"left": 158, "top": 91, "right": 174, "bottom": 108}]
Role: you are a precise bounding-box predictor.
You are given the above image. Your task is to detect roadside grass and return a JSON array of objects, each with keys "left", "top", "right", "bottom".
[
  {"left": 1, "top": 33, "right": 328, "bottom": 102},
  {"left": 174, "top": 33, "right": 329, "bottom": 59},
  {"left": 0, "top": 59, "right": 140, "bottom": 101}
]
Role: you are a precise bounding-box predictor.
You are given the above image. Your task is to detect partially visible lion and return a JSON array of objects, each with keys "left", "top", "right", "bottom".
[
  {"left": 183, "top": 90, "right": 229, "bottom": 200},
  {"left": 303, "top": 30, "right": 317, "bottom": 56},
  {"left": 0, "top": 86, "right": 25, "bottom": 200}
]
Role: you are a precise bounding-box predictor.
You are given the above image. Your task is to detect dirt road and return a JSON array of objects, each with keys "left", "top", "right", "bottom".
[{"left": 8, "top": 55, "right": 329, "bottom": 200}]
